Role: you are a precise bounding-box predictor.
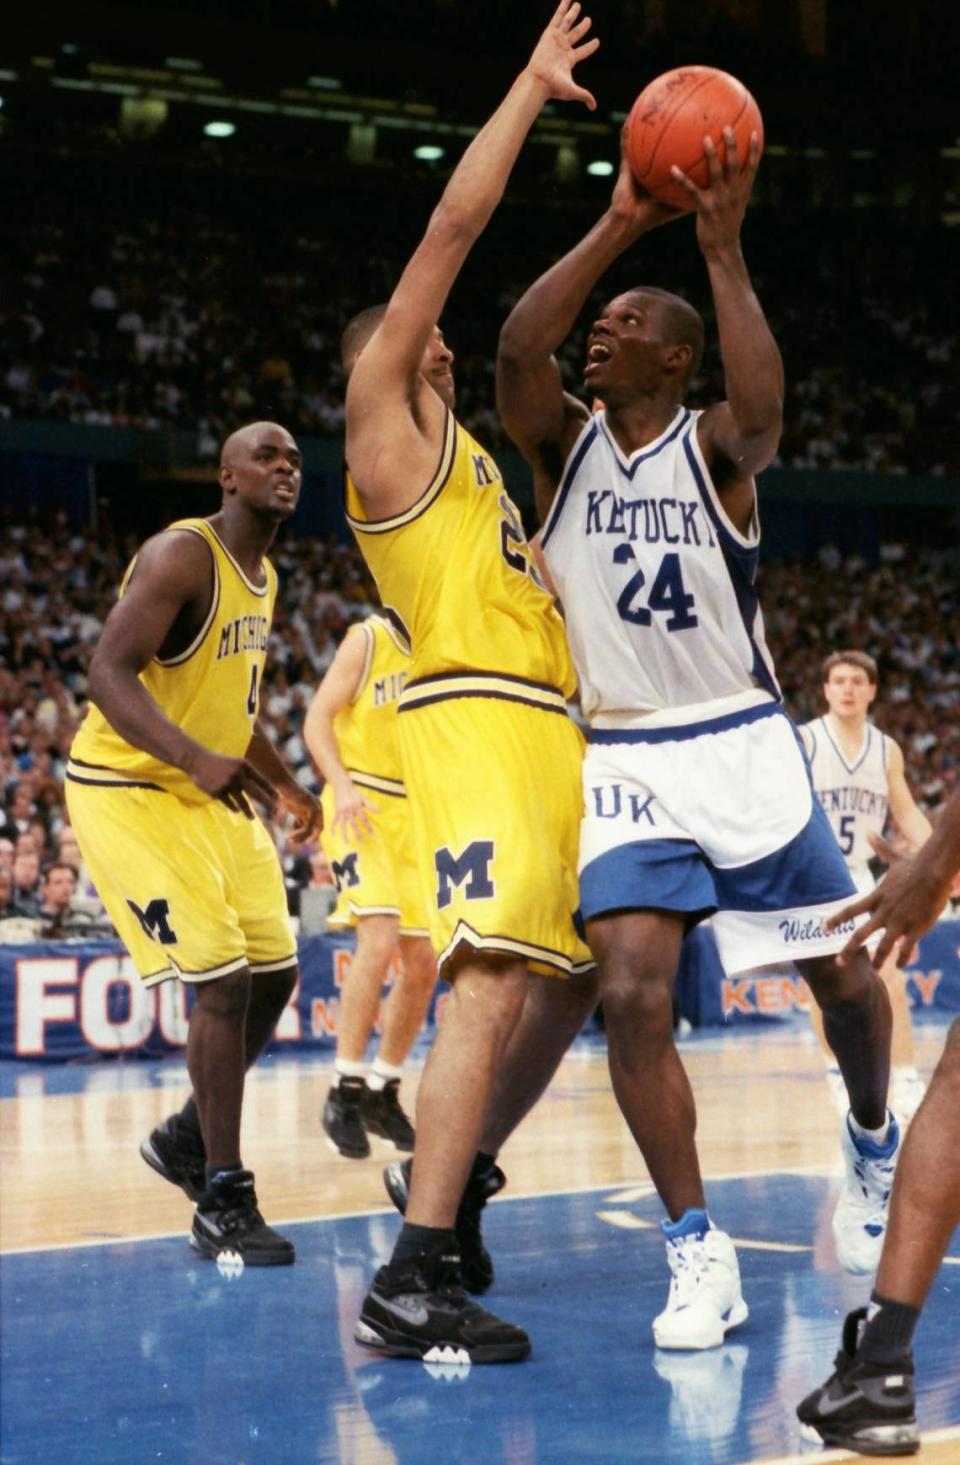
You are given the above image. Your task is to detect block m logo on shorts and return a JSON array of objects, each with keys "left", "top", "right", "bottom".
[
  {"left": 331, "top": 852, "right": 361, "bottom": 892},
  {"left": 127, "top": 897, "right": 178, "bottom": 946},
  {"left": 435, "top": 841, "right": 495, "bottom": 910}
]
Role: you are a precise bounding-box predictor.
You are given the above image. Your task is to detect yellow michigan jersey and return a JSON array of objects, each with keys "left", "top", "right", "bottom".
[
  {"left": 65, "top": 517, "right": 295, "bottom": 984},
  {"left": 346, "top": 412, "right": 591, "bottom": 978},
  {"left": 345, "top": 409, "right": 575, "bottom": 695},
  {"left": 320, "top": 614, "right": 429, "bottom": 934},
  {"left": 69, "top": 517, "right": 276, "bottom": 801},
  {"left": 329, "top": 614, "right": 410, "bottom": 797}
]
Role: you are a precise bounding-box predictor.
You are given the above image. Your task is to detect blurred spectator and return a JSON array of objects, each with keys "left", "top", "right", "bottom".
[
  {"left": 11, "top": 849, "right": 42, "bottom": 910},
  {"left": 36, "top": 860, "right": 115, "bottom": 940},
  {"left": 0, "top": 865, "right": 39, "bottom": 921}
]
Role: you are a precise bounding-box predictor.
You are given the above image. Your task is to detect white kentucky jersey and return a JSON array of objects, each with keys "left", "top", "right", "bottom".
[
  {"left": 540, "top": 406, "right": 780, "bottom": 725},
  {"left": 802, "top": 716, "right": 890, "bottom": 881}
]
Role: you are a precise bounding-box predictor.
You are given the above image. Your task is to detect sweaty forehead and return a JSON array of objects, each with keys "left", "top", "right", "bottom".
[{"left": 606, "top": 291, "right": 656, "bottom": 316}]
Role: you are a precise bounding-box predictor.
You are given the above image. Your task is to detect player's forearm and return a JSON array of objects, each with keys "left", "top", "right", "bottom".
[
  {"left": 894, "top": 806, "right": 934, "bottom": 852},
  {"left": 500, "top": 208, "right": 641, "bottom": 361},
  {"left": 303, "top": 709, "right": 351, "bottom": 792},
  {"left": 86, "top": 667, "right": 209, "bottom": 775},
  {"left": 704, "top": 244, "right": 783, "bottom": 445}
]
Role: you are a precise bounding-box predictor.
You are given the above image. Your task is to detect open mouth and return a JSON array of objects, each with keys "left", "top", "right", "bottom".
[{"left": 585, "top": 341, "right": 612, "bottom": 372}]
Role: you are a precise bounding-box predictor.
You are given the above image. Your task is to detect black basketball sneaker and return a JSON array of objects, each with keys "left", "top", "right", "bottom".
[
  {"left": 140, "top": 1113, "right": 207, "bottom": 1201},
  {"left": 383, "top": 1157, "right": 504, "bottom": 1294},
  {"left": 797, "top": 1308, "right": 919, "bottom": 1456},
  {"left": 322, "top": 1076, "right": 370, "bottom": 1159},
  {"left": 355, "top": 1246, "right": 529, "bottom": 1363},
  {"left": 191, "top": 1169, "right": 295, "bottom": 1266},
  {"left": 361, "top": 1079, "right": 415, "bottom": 1151}
]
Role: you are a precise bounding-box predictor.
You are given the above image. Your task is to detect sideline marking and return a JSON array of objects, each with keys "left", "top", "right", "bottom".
[
  {"left": 596, "top": 1210, "right": 813, "bottom": 1253},
  {"left": 3, "top": 1165, "right": 959, "bottom": 1263}
]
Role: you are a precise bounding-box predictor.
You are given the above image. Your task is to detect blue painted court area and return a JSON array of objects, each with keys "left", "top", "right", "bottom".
[{"left": 3, "top": 1176, "right": 959, "bottom": 1465}]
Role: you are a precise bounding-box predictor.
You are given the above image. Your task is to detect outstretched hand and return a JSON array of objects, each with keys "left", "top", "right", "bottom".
[
  {"left": 823, "top": 830, "right": 951, "bottom": 971},
  {"left": 669, "top": 126, "right": 761, "bottom": 257},
  {"left": 527, "top": 0, "right": 600, "bottom": 111}
]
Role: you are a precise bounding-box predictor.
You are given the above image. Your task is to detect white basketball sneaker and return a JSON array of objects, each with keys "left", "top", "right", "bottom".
[
  {"left": 652, "top": 1215, "right": 748, "bottom": 1351},
  {"left": 890, "top": 1068, "right": 926, "bottom": 1126},
  {"left": 832, "top": 1112, "right": 900, "bottom": 1274}
]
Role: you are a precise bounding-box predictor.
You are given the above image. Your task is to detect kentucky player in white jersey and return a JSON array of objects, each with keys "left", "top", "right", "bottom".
[
  {"left": 496, "top": 126, "right": 899, "bottom": 1346},
  {"left": 800, "top": 650, "right": 932, "bottom": 1123}
]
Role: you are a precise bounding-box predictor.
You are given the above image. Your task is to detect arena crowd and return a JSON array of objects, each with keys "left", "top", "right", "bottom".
[{"left": 0, "top": 507, "right": 956, "bottom": 936}]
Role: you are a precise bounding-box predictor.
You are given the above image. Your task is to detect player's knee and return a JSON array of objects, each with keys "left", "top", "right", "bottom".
[
  {"left": 598, "top": 958, "right": 673, "bottom": 1029},
  {"left": 194, "top": 967, "right": 251, "bottom": 1022},
  {"left": 357, "top": 920, "right": 399, "bottom": 970},
  {"left": 260, "top": 964, "right": 297, "bottom": 1008},
  {"left": 398, "top": 940, "right": 437, "bottom": 991},
  {"left": 803, "top": 950, "right": 876, "bottom": 1009}
]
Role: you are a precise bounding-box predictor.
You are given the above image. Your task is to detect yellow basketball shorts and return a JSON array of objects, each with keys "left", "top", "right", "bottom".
[
  {"left": 65, "top": 778, "right": 296, "bottom": 986},
  {"left": 319, "top": 778, "right": 429, "bottom": 936},
  {"left": 396, "top": 673, "right": 594, "bottom": 978}
]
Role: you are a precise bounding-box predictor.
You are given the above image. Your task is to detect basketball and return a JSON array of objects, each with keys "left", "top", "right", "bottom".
[{"left": 625, "top": 66, "right": 764, "bottom": 211}]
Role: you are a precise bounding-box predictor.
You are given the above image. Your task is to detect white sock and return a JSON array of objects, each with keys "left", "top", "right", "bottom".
[
  {"left": 335, "top": 1058, "right": 367, "bottom": 1083},
  {"left": 367, "top": 1056, "right": 404, "bottom": 1092},
  {"left": 849, "top": 1111, "right": 891, "bottom": 1146}
]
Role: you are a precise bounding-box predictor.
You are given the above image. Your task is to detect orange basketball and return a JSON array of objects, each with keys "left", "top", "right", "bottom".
[{"left": 625, "top": 66, "right": 763, "bottom": 211}]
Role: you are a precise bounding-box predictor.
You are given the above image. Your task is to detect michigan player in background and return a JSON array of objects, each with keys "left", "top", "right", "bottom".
[
  {"left": 304, "top": 614, "right": 436, "bottom": 1159},
  {"left": 66, "top": 421, "right": 321, "bottom": 1266},
  {"left": 341, "top": 1, "right": 599, "bottom": 1364},
  {"left": 496, "top": 125, "right": 899, "bottom": 1345},
  {"left": 800, "top": 650, "right": 932, "bottom": 1122}
]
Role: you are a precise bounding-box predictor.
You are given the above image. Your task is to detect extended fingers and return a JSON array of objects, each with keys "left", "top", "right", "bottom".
[
  {"left": 703, "top": 134, "right": 724, "bottom": 186},
  {"left": 823, "top": 891, "right": 875, "bottom": 933},
  {"left": 669, "top": 164, "right": 702, "bottom": 202}
]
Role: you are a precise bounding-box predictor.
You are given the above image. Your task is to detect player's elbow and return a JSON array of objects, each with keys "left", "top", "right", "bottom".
[
  {"left": 497, "top": 312, "right": 535, "bottom": 371},
  {"left": 427, "top": 200, "right": 477, "bottom": 251}
]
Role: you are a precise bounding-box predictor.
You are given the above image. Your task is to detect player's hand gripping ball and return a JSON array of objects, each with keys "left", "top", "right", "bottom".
[{"left": 625, "top": 66, "right": 763, "bottom": 210}]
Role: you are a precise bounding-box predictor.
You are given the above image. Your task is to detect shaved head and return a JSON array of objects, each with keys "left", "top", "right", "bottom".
[
  {"left": 220, "top": 420, "right": 296, "bottom": 468},
  {"left": 625, "top": 288, "right": 705, "bottom": 387},
  {"left": 340, "top": 304, "right": 388, "bottom": 373}
]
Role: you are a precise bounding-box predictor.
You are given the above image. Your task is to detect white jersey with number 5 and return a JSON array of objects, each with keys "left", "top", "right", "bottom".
[
  {"left": 540, "top": 406, "right": 780, "bottom": 725},
  {"left": 801, "top": 716, "right": 889, "bottom": 884}
]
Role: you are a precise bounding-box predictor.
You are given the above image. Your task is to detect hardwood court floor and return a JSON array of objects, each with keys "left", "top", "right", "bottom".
[{"left": 2, "top": 1023, "right": 958, "bottom": 1464}]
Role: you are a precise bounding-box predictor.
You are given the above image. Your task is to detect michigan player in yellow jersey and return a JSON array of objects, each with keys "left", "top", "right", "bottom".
[
  {"left": 303, "top": 614, "right": 436, "bottom": 1159},
  {"left": 341, "top": 1, "right": 601, "bottom": 1364},
  {"left": 66, "top": 421, "right": 321, "bottom": 1267}
]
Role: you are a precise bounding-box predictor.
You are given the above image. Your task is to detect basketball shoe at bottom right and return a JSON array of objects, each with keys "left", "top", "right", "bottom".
[
  {"left": 832, "top": 1112, "right": 900, "bottom": 1274},
  {"left": 797, "top": 1307, "right": 919, "bottom": 1456},
  {"left": 652, "top": 1212, "right": 748, "bottom": 1351}
]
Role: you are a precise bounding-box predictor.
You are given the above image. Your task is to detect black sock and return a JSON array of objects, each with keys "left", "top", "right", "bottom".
[
  {"left": 178, "top": 1097, "right": 203, "bottom": 1141},
  {"left": 472, "top": 1150, "right": 498, "bottom": 1179},
  {"left": 858, "top": 1291, "right": 920, "bottom": 1365},
  {"left": 204, "top": 1161, "right": 244, "bottom": 1189},
  {"left": 391, "top": 1221, "right": 457, "bottom": 1267}
]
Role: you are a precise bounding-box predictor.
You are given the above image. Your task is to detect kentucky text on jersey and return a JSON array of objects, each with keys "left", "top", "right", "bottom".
[
  {"left": 217, "top": 614, "right": 270, "bottom": 659},
  {"left": 816, "top": 786, "right": 889, "bottom": 818},
  {"left": 585, "top": 489, "right": 717, "bottom": 548}
]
